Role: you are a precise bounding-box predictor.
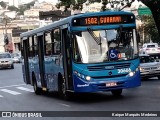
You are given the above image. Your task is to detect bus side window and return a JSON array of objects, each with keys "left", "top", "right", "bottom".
[
  {"left": 73, "top": 35, "right": 81, "bottom": 62},
  {"left": 34, "top": 35, "right": 38, "bottom": 56},
  {"left": 29, "top": 36, "right": 34, "bottom": 58},
  {"left": 44, "top": 32, "right": 52, "bottom": 56},
  {"left": 53, "top": 29, "right": 61, "bottom": 55}
]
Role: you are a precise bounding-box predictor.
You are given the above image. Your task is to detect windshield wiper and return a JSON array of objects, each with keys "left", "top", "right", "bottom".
[{"left": 87, "top": 28, "right": 101, "bottom": 45}]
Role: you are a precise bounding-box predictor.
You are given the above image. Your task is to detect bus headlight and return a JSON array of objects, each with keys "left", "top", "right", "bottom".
[
  {"left": 74, "top": 71, "right": 91, "bottom": 81},
  {"left": 86, "top": 76, "right": 91, "bottom": 81},
  {"left": 81, "top": 75, "right": 85, "bottom": 79},
  {"left": 77, "top": 73, "right": 81, "bottom": 77},
  {"left": 129, "top": 71, "right": 135, "bottom": 77}
]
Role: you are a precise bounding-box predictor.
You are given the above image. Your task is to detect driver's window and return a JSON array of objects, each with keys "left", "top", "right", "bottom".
[{"left": 73, "top": 35, "right": 81, "bottom": 62}]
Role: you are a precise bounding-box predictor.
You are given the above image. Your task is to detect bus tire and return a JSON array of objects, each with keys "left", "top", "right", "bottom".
[
  {"left": 58, "top": 74, "right": 72, "bottom": 100},
  {"left": 111, "top": 89, "right": 122, "bottom": 97},
  {"left": 32, "top": 74, "right": 42, "bottom": 95},
  {"left": 157, "top": 76, "right": 160, "bottom": 80}
]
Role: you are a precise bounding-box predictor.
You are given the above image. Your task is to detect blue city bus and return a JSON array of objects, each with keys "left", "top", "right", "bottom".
[{"left": 20, "top": 11, "right": 141, "bottom": 98}]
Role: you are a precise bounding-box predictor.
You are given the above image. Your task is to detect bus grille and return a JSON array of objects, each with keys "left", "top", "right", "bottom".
[
  {"left": 91, "top": 74, "right": 128, "bottom": 79},
  {"left": 87, "top": 63, "right": 130, "bottom": 71}
]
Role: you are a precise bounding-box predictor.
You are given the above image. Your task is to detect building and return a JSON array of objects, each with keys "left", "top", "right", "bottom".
[
  {"left": 24, "top": 1, "right": 55, "bottom": 20},
  {"left": 18, "top": 0, "right": 34, "bottom": 5},
  {"left": 0, "top": 23, "right": 17, "bottom": 52},
  {"left": 3, "top": 11, "right": 16, "bottom": 19},
  {"left": 82, "top": 2, "right": 102, "bottom": 13},
  {"left": 0, "top": 0, "right": 20, "bottom": 8}
]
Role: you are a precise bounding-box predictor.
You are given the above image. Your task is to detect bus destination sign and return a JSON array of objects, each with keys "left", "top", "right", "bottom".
[{"left": 72, "top": 15, "right": 134, "bottom": 26}]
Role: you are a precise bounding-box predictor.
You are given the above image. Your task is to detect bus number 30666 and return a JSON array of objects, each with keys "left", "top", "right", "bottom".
[{"left": 118, "top": 68, "right": 131, "bottom": 73}]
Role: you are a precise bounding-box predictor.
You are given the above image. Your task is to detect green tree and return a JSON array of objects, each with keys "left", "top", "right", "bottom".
[
  {"left": 56, "top": 0, "right": 134, "bottom": 11},
  {"left": 17, "top": 5, "right": 27, "bottom": 15},
  {"left": 57, "top": 0, "right": 160, "bottom": 37},
  {"left": 140, "top": 0, "right": 160, "bottom": 40},
  {"left": 8, "top": 6, "right": 19, "bottom": 12},
  {"left": 25, "top": 1, "right": 36, "bottom": 9},
  {"left": 138, "top": 15, "right": 160, "bottom": 44},
  {"left": 16, "top": 1, "right": 36, "bottom": 15},
  {"left": 0, "top": 1, "right": 7, "bottom": 9},
  {"left": 144, "top": 16, "right": 160, "bottom": 43}
]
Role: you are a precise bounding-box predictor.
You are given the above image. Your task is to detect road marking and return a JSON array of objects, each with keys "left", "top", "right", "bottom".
[
  {"left": 59, "top": 103, "right": 70, "bottom": 107},
  {"left": 0, "top": 95, "right": 3, "bottom": 97},
  {"left": 0, "top": 84, "right": 26, "bottom": 89},
  {"left": 16, "top": 87, "right": 34, "bottom": 92},
  {"left": 0, "top": 89, "right": 21, "bottom": 95}
]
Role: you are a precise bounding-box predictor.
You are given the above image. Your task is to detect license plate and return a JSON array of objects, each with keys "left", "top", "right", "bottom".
[{"left": 106, "top": 82, "right": 117, "bottom": 87}]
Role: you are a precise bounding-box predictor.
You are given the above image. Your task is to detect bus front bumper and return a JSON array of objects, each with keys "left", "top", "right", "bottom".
[{"left": 73, "top": 71, "right": 141, "bottom": 93}]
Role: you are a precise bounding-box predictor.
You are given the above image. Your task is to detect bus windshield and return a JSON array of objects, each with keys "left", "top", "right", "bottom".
[{"left": 73, "top": 28, "right": 138, "bottom": 63}]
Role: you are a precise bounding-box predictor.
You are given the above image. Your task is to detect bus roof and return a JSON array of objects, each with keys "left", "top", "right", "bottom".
[{"left": 20, "top": 11, "right": 134, "bottom": 38}]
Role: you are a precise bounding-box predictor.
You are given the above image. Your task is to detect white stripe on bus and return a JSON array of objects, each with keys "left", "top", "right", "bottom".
[
  {"left": 0, "top": 89, "right": 21, "bottom": 95},
  {"left": 16, "top": 87, "right": 34, "bottom": 92}
]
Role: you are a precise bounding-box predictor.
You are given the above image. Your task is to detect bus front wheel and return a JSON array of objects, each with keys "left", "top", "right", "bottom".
[
  {"left": 111, "top": 89, "right": 122, "bottom": 97},
  {"left": 58, "top": 75, "right": 72, "bottom": 100}
]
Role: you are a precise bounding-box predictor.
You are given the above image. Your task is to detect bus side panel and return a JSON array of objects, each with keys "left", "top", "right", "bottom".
[
  {"left": 28, "top": 58, "right": 40, "bottom": 87},
  {"left": 44, "top": 55, "right": 60, "bottom": 91},
  {"left": 31, "top": 57, "right": 42, "bottom": 87},
  {"left": 27, "top": 58, "right": 35, "bottom": 85}
]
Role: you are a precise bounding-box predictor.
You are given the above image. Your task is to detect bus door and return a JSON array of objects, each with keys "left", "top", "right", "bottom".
[
  {"left": 23, "top": 39, "right": 30, "bottom": 84},
  {"left": 62, "top": 28, "right": 73, "bottom": 90},
  {"left": 37, "top": 34, "right": 46, "bottom": 90}
]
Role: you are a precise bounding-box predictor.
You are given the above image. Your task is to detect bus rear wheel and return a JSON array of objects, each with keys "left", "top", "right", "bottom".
[{"left": 111, "top": 89, "right": 122, "bottom": 97}]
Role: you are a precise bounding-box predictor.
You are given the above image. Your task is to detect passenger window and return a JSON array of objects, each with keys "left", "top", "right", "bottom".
[
  {"left": 53, "top": 29, "right": 61, "bottom": 55},
  {"left": 44, "top": 32, "right": 52, "bottom": 56},
  {"left": 34, "top": 35, "right": 38, "bottom": 56},
  {"left": 29, "top": 37, "right": 34, "bottom": 57}
]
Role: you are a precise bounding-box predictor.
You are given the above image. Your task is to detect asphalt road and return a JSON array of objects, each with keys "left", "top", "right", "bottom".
[{"left": 0, "top": 64, "right": 160, "bottom": 120}]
